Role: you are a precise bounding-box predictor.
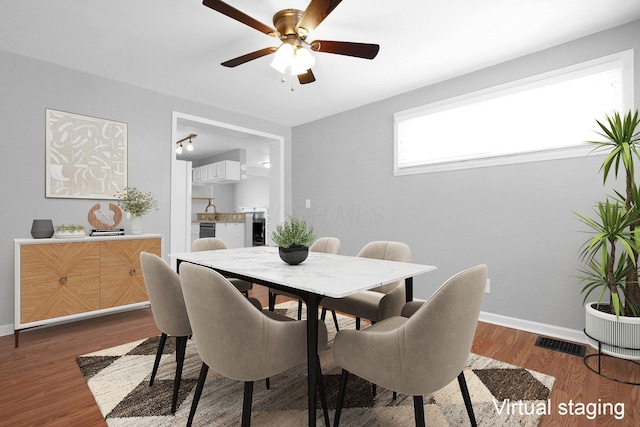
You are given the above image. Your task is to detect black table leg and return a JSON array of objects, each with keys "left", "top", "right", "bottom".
[
  {"left": 406, "top": 276, "right": 413, "bottom": 302},
  {"left": 305, "top": 293, "right": 320, "bottom": 427}
]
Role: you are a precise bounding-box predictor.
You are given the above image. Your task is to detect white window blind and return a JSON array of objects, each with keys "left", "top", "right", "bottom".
[{"left": 394, "top": 50, "right": 634, "bottom": 175}]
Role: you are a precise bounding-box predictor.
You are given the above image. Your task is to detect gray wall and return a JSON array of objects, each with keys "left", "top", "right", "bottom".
[
  {"left": 0, "top": 49, "right": 290, "bottom": 332},
  {"left": 291, "top": 20, "right": 640, "bottom": 332},
  {"left": 3, "top": 20, "right": 639, "bottom": 335}
]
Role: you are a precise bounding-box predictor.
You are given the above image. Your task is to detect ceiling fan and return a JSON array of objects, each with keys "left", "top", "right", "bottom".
[{"left": 202, "top": 0, "right": 380, "bottom": 85}]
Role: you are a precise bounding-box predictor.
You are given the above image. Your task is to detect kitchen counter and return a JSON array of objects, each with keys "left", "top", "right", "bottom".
[{"left": 195, "top": 212, "right": 247, "bottom": 223}]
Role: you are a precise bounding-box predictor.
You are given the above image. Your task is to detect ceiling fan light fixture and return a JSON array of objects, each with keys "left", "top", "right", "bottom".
[
  {"left": 290, "top": 46, "right": 315, "bottom": 75},
  {"left": 270, "top": 42, "right": 315, "bottom": 76},
  {"left": 176, "top": 142, "right": 183, "bottom": 155},
  {"left": 270, "top": 43, "right": 294, "bottom": 74}
]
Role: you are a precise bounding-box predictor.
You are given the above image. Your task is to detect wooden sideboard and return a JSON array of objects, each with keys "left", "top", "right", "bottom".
[{"left": 14, "top": 234, "right": 162, "bottom": 347}]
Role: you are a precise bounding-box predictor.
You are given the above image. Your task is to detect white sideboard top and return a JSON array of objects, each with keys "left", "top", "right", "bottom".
[{"left": 15, "top": 233, "right": 163, "bottom": 245}]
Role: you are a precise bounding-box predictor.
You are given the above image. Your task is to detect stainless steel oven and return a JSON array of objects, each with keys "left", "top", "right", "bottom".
[{"left": 199, "top": 222, "right": 216, "bottom": 238}]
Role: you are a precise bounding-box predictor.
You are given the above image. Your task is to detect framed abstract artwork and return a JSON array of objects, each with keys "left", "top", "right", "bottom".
[{"left": 45, "top": 109, "right": 128, "bottom": 199}]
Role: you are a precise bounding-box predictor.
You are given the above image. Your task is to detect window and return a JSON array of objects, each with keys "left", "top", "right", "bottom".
[{"left": 394, "top": 50, "right": 634, "bottom": 175}]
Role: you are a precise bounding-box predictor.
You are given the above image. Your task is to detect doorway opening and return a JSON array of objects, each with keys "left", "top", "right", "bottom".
[{"left": 170, "top": 111, "right": 285, "bottom": 261}]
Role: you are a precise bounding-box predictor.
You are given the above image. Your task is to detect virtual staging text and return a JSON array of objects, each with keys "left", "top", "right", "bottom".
[{"left": 493, "top": 398, "right": 624, "bottom": 421}]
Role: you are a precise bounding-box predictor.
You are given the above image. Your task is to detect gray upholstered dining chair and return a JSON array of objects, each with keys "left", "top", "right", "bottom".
[
  {"left": 139, "top": 252, "right": 192, "bottom": 414},
  {"left": 269, "top": 237, "right": 341, "bottom": 319},
  {"left": 332, "top": 264, "right": 488, "bottom": 427},
  {"left": 320, "top": 241, "right": 412, "bottom": 330},
  {"left": 179, "top": 262, "right": 330, "bottom": 427},
  {"left": 191, "top": 237, "right": 253, "bottom": 296}
]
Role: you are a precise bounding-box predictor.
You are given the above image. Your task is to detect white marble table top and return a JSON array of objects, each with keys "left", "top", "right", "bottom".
[{"left": 171, "top": 246, "right": 436, "bottom": 298}]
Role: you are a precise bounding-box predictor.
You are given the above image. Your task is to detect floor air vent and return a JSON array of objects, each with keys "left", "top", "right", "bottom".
[{"left": 535, "top": 336, "right": 586, "bottom": 357}]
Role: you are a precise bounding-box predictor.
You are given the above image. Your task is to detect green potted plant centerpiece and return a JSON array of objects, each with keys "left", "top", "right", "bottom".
[
  {"left": 115, "top": 187, "right": 159, "bottom": 235},
  {"left": 271, "top": 215, "right": 316, "bottom": 265},
  {"left": 54, "top": 224, "right": 85, "bottom": 238},
  {"left": 575, "top": 109, "right": 640, "bottom": 361}
]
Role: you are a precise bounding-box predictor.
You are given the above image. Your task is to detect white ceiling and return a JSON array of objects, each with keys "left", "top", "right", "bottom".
[
  {"left": 175, "top": 116, "right": 276, "bottom": 169},
  {"left": 2, "top": 0, "right": 640, "bottom": 129}
]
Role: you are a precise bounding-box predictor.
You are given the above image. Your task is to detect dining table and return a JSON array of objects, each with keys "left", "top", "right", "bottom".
[{"left": 171, "top": 246, "right": 437, "bottom": 427}]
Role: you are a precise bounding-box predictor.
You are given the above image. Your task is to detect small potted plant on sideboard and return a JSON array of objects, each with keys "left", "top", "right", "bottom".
[{"left": 54, "top": 224, "right": 86, "bottom": 239}]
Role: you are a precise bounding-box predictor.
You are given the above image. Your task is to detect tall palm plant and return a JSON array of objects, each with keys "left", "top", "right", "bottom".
[
  {"left": 577, "top": 110, "right": 640, "bottom": 318},
  {"left": 576, "top": 199, "right": 638, "bottom": 317}
]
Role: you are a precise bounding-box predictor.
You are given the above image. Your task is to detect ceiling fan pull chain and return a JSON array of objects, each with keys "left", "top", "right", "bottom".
[{"left": 278, "top": 73, "right": 295, "bottom": 91}]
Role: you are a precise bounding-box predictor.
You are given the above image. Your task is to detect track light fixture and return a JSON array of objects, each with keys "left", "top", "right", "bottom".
[{"left": 176, "top": 134, "right": 197, "bottom": 155}]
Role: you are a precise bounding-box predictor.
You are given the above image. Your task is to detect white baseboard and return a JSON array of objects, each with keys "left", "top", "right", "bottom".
[
  {"left": 1, "top": 310, "right": 586, "bottom": 345},
  {"left": 0, "top": 323, "right": 14, "bottom": 338},
  {"left": 0, "top": 304, "right": 151, "bottom": 339},
  {"left": 479, "top": 311, "right": 586, "bottom": 344}
]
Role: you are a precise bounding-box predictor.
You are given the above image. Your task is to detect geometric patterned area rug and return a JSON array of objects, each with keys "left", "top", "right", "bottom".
[{"left": 77, "top": 303, "right": 555, "bottom": 426}]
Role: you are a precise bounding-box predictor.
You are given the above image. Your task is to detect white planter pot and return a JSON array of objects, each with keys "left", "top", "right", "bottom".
[
  {"left": 130, "top": 216, "right": 143, "bottom": 235},
  {"left": 585, "top": 302, "right": 640, "bottom": 360},
  {"left": 54, "top": 230, "right": 86, "bottom": 239}
]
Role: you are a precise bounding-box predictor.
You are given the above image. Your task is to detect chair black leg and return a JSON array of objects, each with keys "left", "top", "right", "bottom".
[
  {"left": 371, "top": 383, "right": 377, "bottom": 397},
  {"left": 242, "top": 381, "right": 254, "bottom": 427},
  {"left": 268, "top": 291, "right": 276, "bottom": 311},
  {"left": 187, "top": 362, "right": 209, "bottom": 427},
  {"left": 297, "top": 299, "right": 303, "bottom": 320},
  {"left": 457, "top": 371, "right": 477, "bottom": 427},
  {"left": 321, "top": 307, "right": 327, "bottom": 321},
  {"left": 413, "top": 395, "right": 425, "bottom": 427},
  {"left": 331, "top": 310, "right": 340, "bottom": 331},
  {"left": 333, "top": 369, "right": 349, "bottom": 427},
  {"left": 149, "top": 333, "right": 167, "bottom": 386},
  {"left": 265, "top": 377, "right": 270, "bottom": 389},
  {"left": 392, "top": 391, "right": 397, "bottom": 400},
  {"left": 316, "top": 356, "right": 330, "bottom": 427},
  {"left": 171, "top": 335, "right": 188, "bottom": 413},
  {"left": 355, "top": 317, "right": 360, "bottom": 330}
]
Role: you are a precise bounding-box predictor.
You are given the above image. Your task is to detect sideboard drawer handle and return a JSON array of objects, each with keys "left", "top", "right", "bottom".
[
  {"left": 129, "top": 269, "right": 136, "bottom": 276},
  {"left": 59, "top": 277, "right": 67, "bottom": 284}
]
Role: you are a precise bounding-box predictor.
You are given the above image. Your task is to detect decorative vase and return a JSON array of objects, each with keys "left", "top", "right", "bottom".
[
  {"left": 585, "top": 302, "right": 640, "bottom": 360},
  {"left": 130, "top": 215, "right": 143, "bottom": 235},
  {"left": 279, "top": 246, "right": 309, "bottom": 265},
  {"left": 31, "top": 219, "right": 54, "bottom": 239}
]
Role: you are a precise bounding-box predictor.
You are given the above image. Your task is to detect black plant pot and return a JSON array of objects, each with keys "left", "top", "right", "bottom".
[
  {"left": 31, "top": 219, "right": 54, "bottom": 239},
  {"left": 279, "top": 246, "right": 309, "bottom": 265}
]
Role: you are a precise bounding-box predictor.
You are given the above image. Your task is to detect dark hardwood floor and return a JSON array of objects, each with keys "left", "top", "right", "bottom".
[{"left": 1, "top": 285, "right": 638, "bottom": 426}]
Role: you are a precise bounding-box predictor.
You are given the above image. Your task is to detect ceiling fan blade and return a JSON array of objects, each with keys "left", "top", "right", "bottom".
[
  {"left": 221, "top": 47, "right": 277, "bottom": 67},
  {"left": 203, "top": 0, "right": 275, "bottom": 35},
  {"left": 298, "top": 69, "right": 316, "bottom": 84},
  {"left": 296, "top": 0, "right": 343, "bottom": 35},
  {"left": 310, "top": 40, "right": 380, "bottom": 59}
]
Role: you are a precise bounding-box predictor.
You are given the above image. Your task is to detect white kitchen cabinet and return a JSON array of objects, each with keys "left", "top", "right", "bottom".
[
  {"left": 192, "top": 165, "right": 207, "bottom": 184},
  {"left": 193, "top": 160, "right": 241, "bottom": 184},
  {"left": 216, "top": 160, "right": 241, "bottom": 182},
  {"left": 208, "top": 162, "right": 225, "bottom": 180},
  {"left": 215, "top": 222, "right": 245, "bottom": 248}
]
